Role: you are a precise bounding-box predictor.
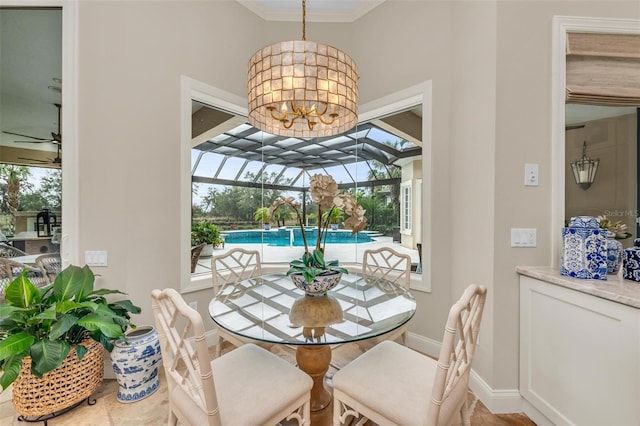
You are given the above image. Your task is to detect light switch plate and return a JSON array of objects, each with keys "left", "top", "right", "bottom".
[
  {"left": 511, "top": 228, "right": 537, "bottom": 247},
  {"left": 85, "top": 250, "right": 108, "bottom": 266},
  {"left": 524, "top": 163, "right": 539, "bottom": 186}
]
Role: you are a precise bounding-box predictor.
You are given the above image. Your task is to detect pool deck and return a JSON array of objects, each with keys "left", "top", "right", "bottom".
[{"left": 194, "top": 235, "right": 420, "bottom": 275}]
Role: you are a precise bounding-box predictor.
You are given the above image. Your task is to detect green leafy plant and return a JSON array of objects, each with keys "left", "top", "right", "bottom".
[
  {"left": 191, "top": 221, "right": 224, "bottom": 246},
  {"left": 253, "top": 207, "right": 270, "bottom": 225},
  {"left": 268, "top": 174, "right": 367, "bottom": 283},
  {"left": 287, "top": 249, "right": 348, "bottom": 283},
  {"left": 0, "top": 265, "right": 141, "bottom": 390},
  {"left": 323, "top": 208, "right": 345, "bottom": 225}
]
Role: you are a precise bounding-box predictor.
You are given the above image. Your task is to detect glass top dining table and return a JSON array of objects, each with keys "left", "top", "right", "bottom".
[{"left": 208, "top": 271, "right": 416, "bottom": 413}]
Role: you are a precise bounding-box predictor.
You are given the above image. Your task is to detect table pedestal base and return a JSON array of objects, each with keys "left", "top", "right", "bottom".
[{"left": 296, "top": 345, "right": 332, "bottom": 412}]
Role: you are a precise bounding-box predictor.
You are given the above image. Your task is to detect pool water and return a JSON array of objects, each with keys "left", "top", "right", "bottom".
[{"left": 222, "top": 228, "right": 373, "bottom": 247}]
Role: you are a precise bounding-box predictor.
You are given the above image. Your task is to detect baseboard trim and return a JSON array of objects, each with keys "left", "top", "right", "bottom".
[
  {"left": 406, "top": 331, "right": 441, "bottom": 358},
  {"left": 521, "top": 399, "right": 555, "bottom": 426},
  {"left": 408, "top": 332, "right": 524, "bottom": 415},
  {"left": 468, "top": 370, "right": 523, "bottom": 414}
]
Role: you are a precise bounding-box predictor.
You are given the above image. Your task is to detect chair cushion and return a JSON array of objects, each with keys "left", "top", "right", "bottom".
[
  {"left": 212, "top": 343, "right": 312, "bottom": 425},
  {"left": 333, "top": 340, "right": 436, "bottom": 425}
]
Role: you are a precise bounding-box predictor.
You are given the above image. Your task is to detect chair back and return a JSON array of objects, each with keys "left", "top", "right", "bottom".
[
  {"left": 427, "top": 284, "right": 487, "bottom": 425},
  {"left": 0, "top": 258, "right": 49, "bottom": 301},
  {"left": 151, "top": 288, "right": 221, "bottom": 426},
  {"left": 0, "top": 243, "right": 27, "bottom": 258},
  {"left": 362, "top": 247, "right": 411, "bottom": 289},
  {"left": 35, "top": 253, "right": 62, "bottom": 283},
  {"left": 211, "top": 248, "right": 261, "bottom": 290},
  {"left": 191, "top": 243, "right": 206, "bottom": 273}
]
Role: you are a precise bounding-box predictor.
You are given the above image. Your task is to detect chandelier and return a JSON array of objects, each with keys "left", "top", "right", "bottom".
[
  {"left": 570, "top": 141, "right": 599, "bottom": 190},
  {"left": 247, "top": 0, "right": 358, "bottom": 139}
]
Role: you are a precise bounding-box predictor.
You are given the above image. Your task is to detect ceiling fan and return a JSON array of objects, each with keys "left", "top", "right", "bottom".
[
  {"left": 18, "top": 142, "right": 61, "bottom": 166},
  {"left": 2, "top": 103, "right": 62, "bottom": 145},
  {"left": 565, "top": 124, "right": 586, "bottom": 131}
]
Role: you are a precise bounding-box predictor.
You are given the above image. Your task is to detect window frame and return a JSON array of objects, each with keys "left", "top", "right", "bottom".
[
  {"left": 401, "top": 181, "right": 412, "bottom": 233},
  {"left": 180, "top": 77, "right": 433, "bottom": 293}
]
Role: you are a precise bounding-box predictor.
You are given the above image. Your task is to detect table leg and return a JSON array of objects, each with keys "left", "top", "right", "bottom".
[{"left": 296, "top": 345, "right": 332, "bottom": 412}]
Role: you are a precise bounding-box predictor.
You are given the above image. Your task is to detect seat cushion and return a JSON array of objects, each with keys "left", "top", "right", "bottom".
[
  {"left": 333, "top": 340, "right": 436, "bottom": 425},
  {"left": 212, "top": 343, "right": 312, "bottom": 425}
]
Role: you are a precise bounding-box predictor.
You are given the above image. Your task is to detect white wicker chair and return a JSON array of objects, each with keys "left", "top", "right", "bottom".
[
  {"left": 361, "top": 246, "right": 412, "bottom": 345},
  {"left": 151, "top": 288, "right": 312, "bottom": 426},
  {"left": 211, "top": 248, "right": 263, "bottom": 357},
  {"left": 333, "top": 284, "right": 488, "bottom": 426}
]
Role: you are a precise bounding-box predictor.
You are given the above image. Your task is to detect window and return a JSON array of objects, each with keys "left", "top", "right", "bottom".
[
  {"left": 401, "top": 181, "right": 412, "bottom": 232},
  {"left": 181, "top": 77, "right": 432, "bottom": 293}
]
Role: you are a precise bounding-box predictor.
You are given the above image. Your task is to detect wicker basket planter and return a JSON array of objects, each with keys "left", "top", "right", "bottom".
[{"left": 11, "top": 339, "right": 104, "bottom": 418}]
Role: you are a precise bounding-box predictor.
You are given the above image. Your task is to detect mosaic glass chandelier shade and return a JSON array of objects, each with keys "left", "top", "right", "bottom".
[{"left": 247, "top": 2, "right": 358, "bottom": 139}]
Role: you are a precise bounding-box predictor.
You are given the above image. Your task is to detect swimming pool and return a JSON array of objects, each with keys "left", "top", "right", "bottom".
[{"left": 222, "top": 228, "right": 373, "bottom": 247}]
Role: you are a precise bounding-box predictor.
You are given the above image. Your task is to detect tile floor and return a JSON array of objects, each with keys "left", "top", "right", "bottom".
[{"left": 0, "top": 343, "right": 535, "bottom": 425}]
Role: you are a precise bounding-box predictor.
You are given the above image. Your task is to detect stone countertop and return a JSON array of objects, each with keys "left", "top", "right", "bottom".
[{"left": 516, "top": 266, "right": 640, "bottom": 309}]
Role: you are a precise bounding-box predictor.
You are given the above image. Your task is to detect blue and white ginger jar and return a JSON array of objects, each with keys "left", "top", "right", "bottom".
[
  {"left": 605, "top": 231, "right": 623, "bottom": 275},
  {"left": 110, "top": 326, "right": 162, "bottom": 403},
  {"left": 561, "top": 216, "right": 607, "bottom": 280},
  {"left": 623, "top": 239, "right": 640, "bottom": 282}
]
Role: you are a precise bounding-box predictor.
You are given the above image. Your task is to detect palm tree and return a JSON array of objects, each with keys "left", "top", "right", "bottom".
[{"left": 0, "top": 165, "right": 31, "bottom": 235}]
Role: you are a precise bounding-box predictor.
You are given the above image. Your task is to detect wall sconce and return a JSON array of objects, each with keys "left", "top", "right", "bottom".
[{"left": 570, "top": 141, "right": 599, "bottom": 190}]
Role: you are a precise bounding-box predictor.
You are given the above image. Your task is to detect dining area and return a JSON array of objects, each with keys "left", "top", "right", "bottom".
[{"left": 151, "top": 246, "right": 488, "bottom": 426}]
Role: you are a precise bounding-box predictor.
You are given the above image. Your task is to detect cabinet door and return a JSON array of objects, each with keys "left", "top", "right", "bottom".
[{"left": 520, "top": 276, "right": 640, "bottom": 426}]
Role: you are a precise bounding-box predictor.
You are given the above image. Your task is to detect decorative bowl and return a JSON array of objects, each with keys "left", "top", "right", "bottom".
[{"left": 290, "top": 271, "right": 342, "bottom": 295}]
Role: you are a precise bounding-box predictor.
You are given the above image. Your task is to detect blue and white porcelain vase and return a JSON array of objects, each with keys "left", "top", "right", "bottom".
[
  {"left": 605, "top": 231, "right": 623, "bottom": 275},
  {"left": 561, "top": 215, "right": 608, "bottom": 280},
  {"left": 623, "top": 239, "right": 640, "bottom": 282},
  {"left": 110, "top": 325, "right": 162, "bottom": 403}
]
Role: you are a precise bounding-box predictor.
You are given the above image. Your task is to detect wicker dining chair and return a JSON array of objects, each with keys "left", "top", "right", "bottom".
[
  {"left": 151, "top": 288, "right": 312, "bottom": 426},
  {"left": 0, "top": 258, "right": 49, "bottom": 301},
  {"left": 35, "top": 252, "right": 62, "bottom": 283},
  {"left": 333, "top": 284, "right": 488, "bottom": 426},
  {"left": 361, "top": 246, "right": 412, "bottom": 346},
  {"left": 211, "top": 248, "right": 263, "bottom": 357},
  {"left": 0, "top": 243, "right": 27, "bottom": 258}
]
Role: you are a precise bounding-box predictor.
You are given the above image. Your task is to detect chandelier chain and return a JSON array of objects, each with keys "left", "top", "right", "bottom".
[{"left": 302, "top": 0, "right": 306, "bottom": 41}]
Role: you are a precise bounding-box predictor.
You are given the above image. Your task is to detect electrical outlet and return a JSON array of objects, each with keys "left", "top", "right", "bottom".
[{"left": 188, "top": 301, "right": 198, "bottom": 311}]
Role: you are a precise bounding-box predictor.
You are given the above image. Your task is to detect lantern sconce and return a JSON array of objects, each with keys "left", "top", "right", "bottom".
[{"left": 570, "top": 141, "right": 599, "bottom": 191}]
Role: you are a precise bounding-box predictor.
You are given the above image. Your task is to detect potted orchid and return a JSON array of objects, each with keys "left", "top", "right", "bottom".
[{"left": 268, "top": 174, "right": 367, "bottom": 292}]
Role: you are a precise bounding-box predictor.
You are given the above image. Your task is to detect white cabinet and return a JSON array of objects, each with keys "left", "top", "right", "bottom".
[{"left": 520, "top": 275, "right": 640, "bottom": 426}]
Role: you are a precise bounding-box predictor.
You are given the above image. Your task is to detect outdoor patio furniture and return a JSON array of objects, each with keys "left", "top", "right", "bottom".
[
  {"left": 35, "top": 252, "right": 62, "bottom": 283},
  {"left": 0, "top": 258, "right": 49, "bottom": 301},
  {"left": 0, "top": 243, "right": 27, "bottom": 258}
]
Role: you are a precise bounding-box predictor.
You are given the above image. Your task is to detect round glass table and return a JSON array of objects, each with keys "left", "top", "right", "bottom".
[{"left": 208, "top": 272, "right": 416, "bottom": 412}]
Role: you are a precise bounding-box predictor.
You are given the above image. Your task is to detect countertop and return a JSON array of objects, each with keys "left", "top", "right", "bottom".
[{"left": 516, "top": 266, "right": 640, "bottom": 309}]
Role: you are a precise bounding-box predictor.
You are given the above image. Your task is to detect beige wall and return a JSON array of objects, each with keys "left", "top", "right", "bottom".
[
  {"left": 566, "top": 114, "right": 637, "bottom": 234},
  {"left": 73, "top": 0, "right": 640, "bottom": 396}
]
